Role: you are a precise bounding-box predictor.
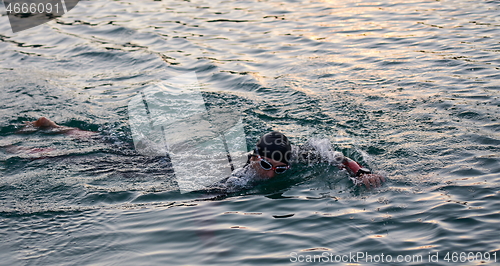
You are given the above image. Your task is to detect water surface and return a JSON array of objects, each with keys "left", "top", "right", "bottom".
[{"left": 1, "top": 0, "right": 499, "bottom": 265}]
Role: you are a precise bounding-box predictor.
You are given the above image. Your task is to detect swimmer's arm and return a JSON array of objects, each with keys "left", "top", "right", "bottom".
[
  {"left": 341, "top": 157, "right": 385, "bottom": 188},
  {"left": 20, "top": 117, "right": 97, "bottom": 138},
  {"left": 292, "top": 143, "right": 385, "bottom": 188}
]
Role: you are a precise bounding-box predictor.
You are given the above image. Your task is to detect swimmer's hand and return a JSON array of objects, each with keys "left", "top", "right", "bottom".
[
  {"left": 341, "top": 157, "right": 385, "bottom": 188},
  {"left": 356, "top": 173, "right": 385, "bottom": 189}
]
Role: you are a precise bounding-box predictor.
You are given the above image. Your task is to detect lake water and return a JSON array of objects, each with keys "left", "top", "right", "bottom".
[{"left": 1, "top": 0, "right": 499, "bottom": 265}]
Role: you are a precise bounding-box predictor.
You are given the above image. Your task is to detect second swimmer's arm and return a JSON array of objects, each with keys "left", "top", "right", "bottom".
[{"left": 21, "top": 117, "right": 97, "bottom": 139}]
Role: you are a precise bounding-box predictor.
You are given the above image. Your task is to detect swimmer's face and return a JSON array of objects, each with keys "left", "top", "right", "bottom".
[{"left": 250, "top": 156, "right": 288, "bottom": 179}]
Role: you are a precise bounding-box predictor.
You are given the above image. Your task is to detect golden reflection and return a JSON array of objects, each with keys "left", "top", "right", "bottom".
[
  {"left": 368, "top": 234, "right": 386, "bottom": 238},
  {"left": 407, "top": 245, "right": 438, "bottom": 250}
]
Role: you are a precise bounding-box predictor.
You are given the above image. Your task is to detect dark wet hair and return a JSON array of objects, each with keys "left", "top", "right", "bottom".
[{"left": 254, "top": 131, "right": 292, "bottom": 165}]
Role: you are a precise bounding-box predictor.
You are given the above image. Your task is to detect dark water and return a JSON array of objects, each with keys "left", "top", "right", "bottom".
[{"left": 1, "top": 0, "right": 499, "bottom": 265}]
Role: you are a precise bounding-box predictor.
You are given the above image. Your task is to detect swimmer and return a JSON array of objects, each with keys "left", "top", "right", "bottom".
[
  {"left": 216, "top": 131, "right": 385, "bottom": 191},
  {"left": 17, "top": 118, "right": 385, "bottom": 189}
]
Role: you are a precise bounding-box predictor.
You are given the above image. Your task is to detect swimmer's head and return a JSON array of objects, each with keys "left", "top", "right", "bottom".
[
  {"left": 255, "top": 131, "right": 292, "bottom": 164},
  {"left": 250, "top": 131, "right": 292, "bottom": 179}
]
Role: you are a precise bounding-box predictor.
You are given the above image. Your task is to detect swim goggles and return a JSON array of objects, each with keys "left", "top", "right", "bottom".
[{"left": 253, "top": 155, "right": 290, "bottom": 174}]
